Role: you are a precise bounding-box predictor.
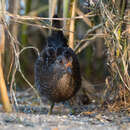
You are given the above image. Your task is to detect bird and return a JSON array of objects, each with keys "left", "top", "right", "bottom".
[{"left": 34, "top": 15, "right": 81, "bottom": 114}]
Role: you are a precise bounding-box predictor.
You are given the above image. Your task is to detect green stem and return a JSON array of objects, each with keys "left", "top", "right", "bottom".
[
  {"left": 21, "top": 0, "right": 32, "bottom": 45},
  {"left": 63, "top": 0, "right": 70, "bottom": 17}
]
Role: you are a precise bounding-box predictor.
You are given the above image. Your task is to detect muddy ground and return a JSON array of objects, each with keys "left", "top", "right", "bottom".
[
  {"left": 0, "top": 89, "right": 130, "bottom": 130},
  {"left": 0, "top": 103, "right": 129, "bottom": 130}
]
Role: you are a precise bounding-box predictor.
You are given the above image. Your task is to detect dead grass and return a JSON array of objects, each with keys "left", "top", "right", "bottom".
[
  {"left": 0, "top": 0, "right": 129, "bottom": 112},
  {"left": 98, "top": 0, "right": 130, "bottom": 111}
]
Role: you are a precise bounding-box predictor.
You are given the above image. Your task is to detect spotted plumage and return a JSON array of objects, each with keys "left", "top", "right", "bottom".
[{"left": 34, "top": 15, "right": 81, "bottom": 114}]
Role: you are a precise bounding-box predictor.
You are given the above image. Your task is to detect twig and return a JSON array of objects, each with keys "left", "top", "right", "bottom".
[
  {"left": 5, "top": 11, "right": 96, "bottom": 21},
  {"left": 9, "top": 18, "right": 74, "bottom": 33},
  {"left": 76, "top": 8, "right": 93, "bottom": 27},
  {"left": 84, "top": 23, "right": 103, "bottom": 38},
  {"left": 75, "top": 35, "right": 97, "bottom": 54},
  {"left": 115, "top": 64, "right": 130, "bottom": 91},
  {"left": 74, "top": 23, "right": 103, "bottom": 53}
]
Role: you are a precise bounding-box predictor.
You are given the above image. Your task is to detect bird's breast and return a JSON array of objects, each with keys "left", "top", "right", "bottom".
[{"left": 50, "top": 73, "right": 75, "bottom": 102}]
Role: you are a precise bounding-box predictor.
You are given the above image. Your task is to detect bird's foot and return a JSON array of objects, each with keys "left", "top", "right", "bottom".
[{"left": 48, "top": 102, "right": 54, "bottom": 115}]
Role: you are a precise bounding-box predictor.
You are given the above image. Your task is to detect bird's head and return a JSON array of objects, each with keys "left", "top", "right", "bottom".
[{"left": 55, "top": 55, "right": 73, "bottom": 75}]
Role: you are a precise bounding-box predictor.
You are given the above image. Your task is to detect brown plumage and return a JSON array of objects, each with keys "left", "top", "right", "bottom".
[{"left": 34, "top": 15, "right": 81, "bottom": 114}]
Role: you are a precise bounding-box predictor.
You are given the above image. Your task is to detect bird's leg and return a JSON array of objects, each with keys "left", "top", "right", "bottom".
[{"left": 48, "top": 102, "right": 55, "bottom": 115}]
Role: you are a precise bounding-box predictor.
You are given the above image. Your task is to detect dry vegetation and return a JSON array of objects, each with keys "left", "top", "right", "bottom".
[{"left": 0, "top": 0, "right": 129, "bottom": 113}]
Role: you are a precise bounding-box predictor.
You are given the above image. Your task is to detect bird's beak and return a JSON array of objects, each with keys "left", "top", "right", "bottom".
[
  {"left": 65, "top": 62, "right": 72, "bottom": 75},
  {"left": 66, "top": 66, "right": 72, "bottom": 75}
]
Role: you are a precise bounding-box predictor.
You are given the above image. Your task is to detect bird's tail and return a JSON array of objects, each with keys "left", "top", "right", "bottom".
[
  {"left": 52, "top": 15, "right": 61, "bottom": 28},
  {"left": 51, "top": 15, "right": 63, "bottom": 35},
  {"left": 51, "top": 15, "right": 67, "bottom": 42},
  {"left": 48, "top": 15, "right": 67, "bottom": 47}
]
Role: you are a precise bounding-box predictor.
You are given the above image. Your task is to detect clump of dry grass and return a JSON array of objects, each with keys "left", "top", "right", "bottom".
[{"left": 98, "top": 0, "right": 130, "bottom": 111}]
